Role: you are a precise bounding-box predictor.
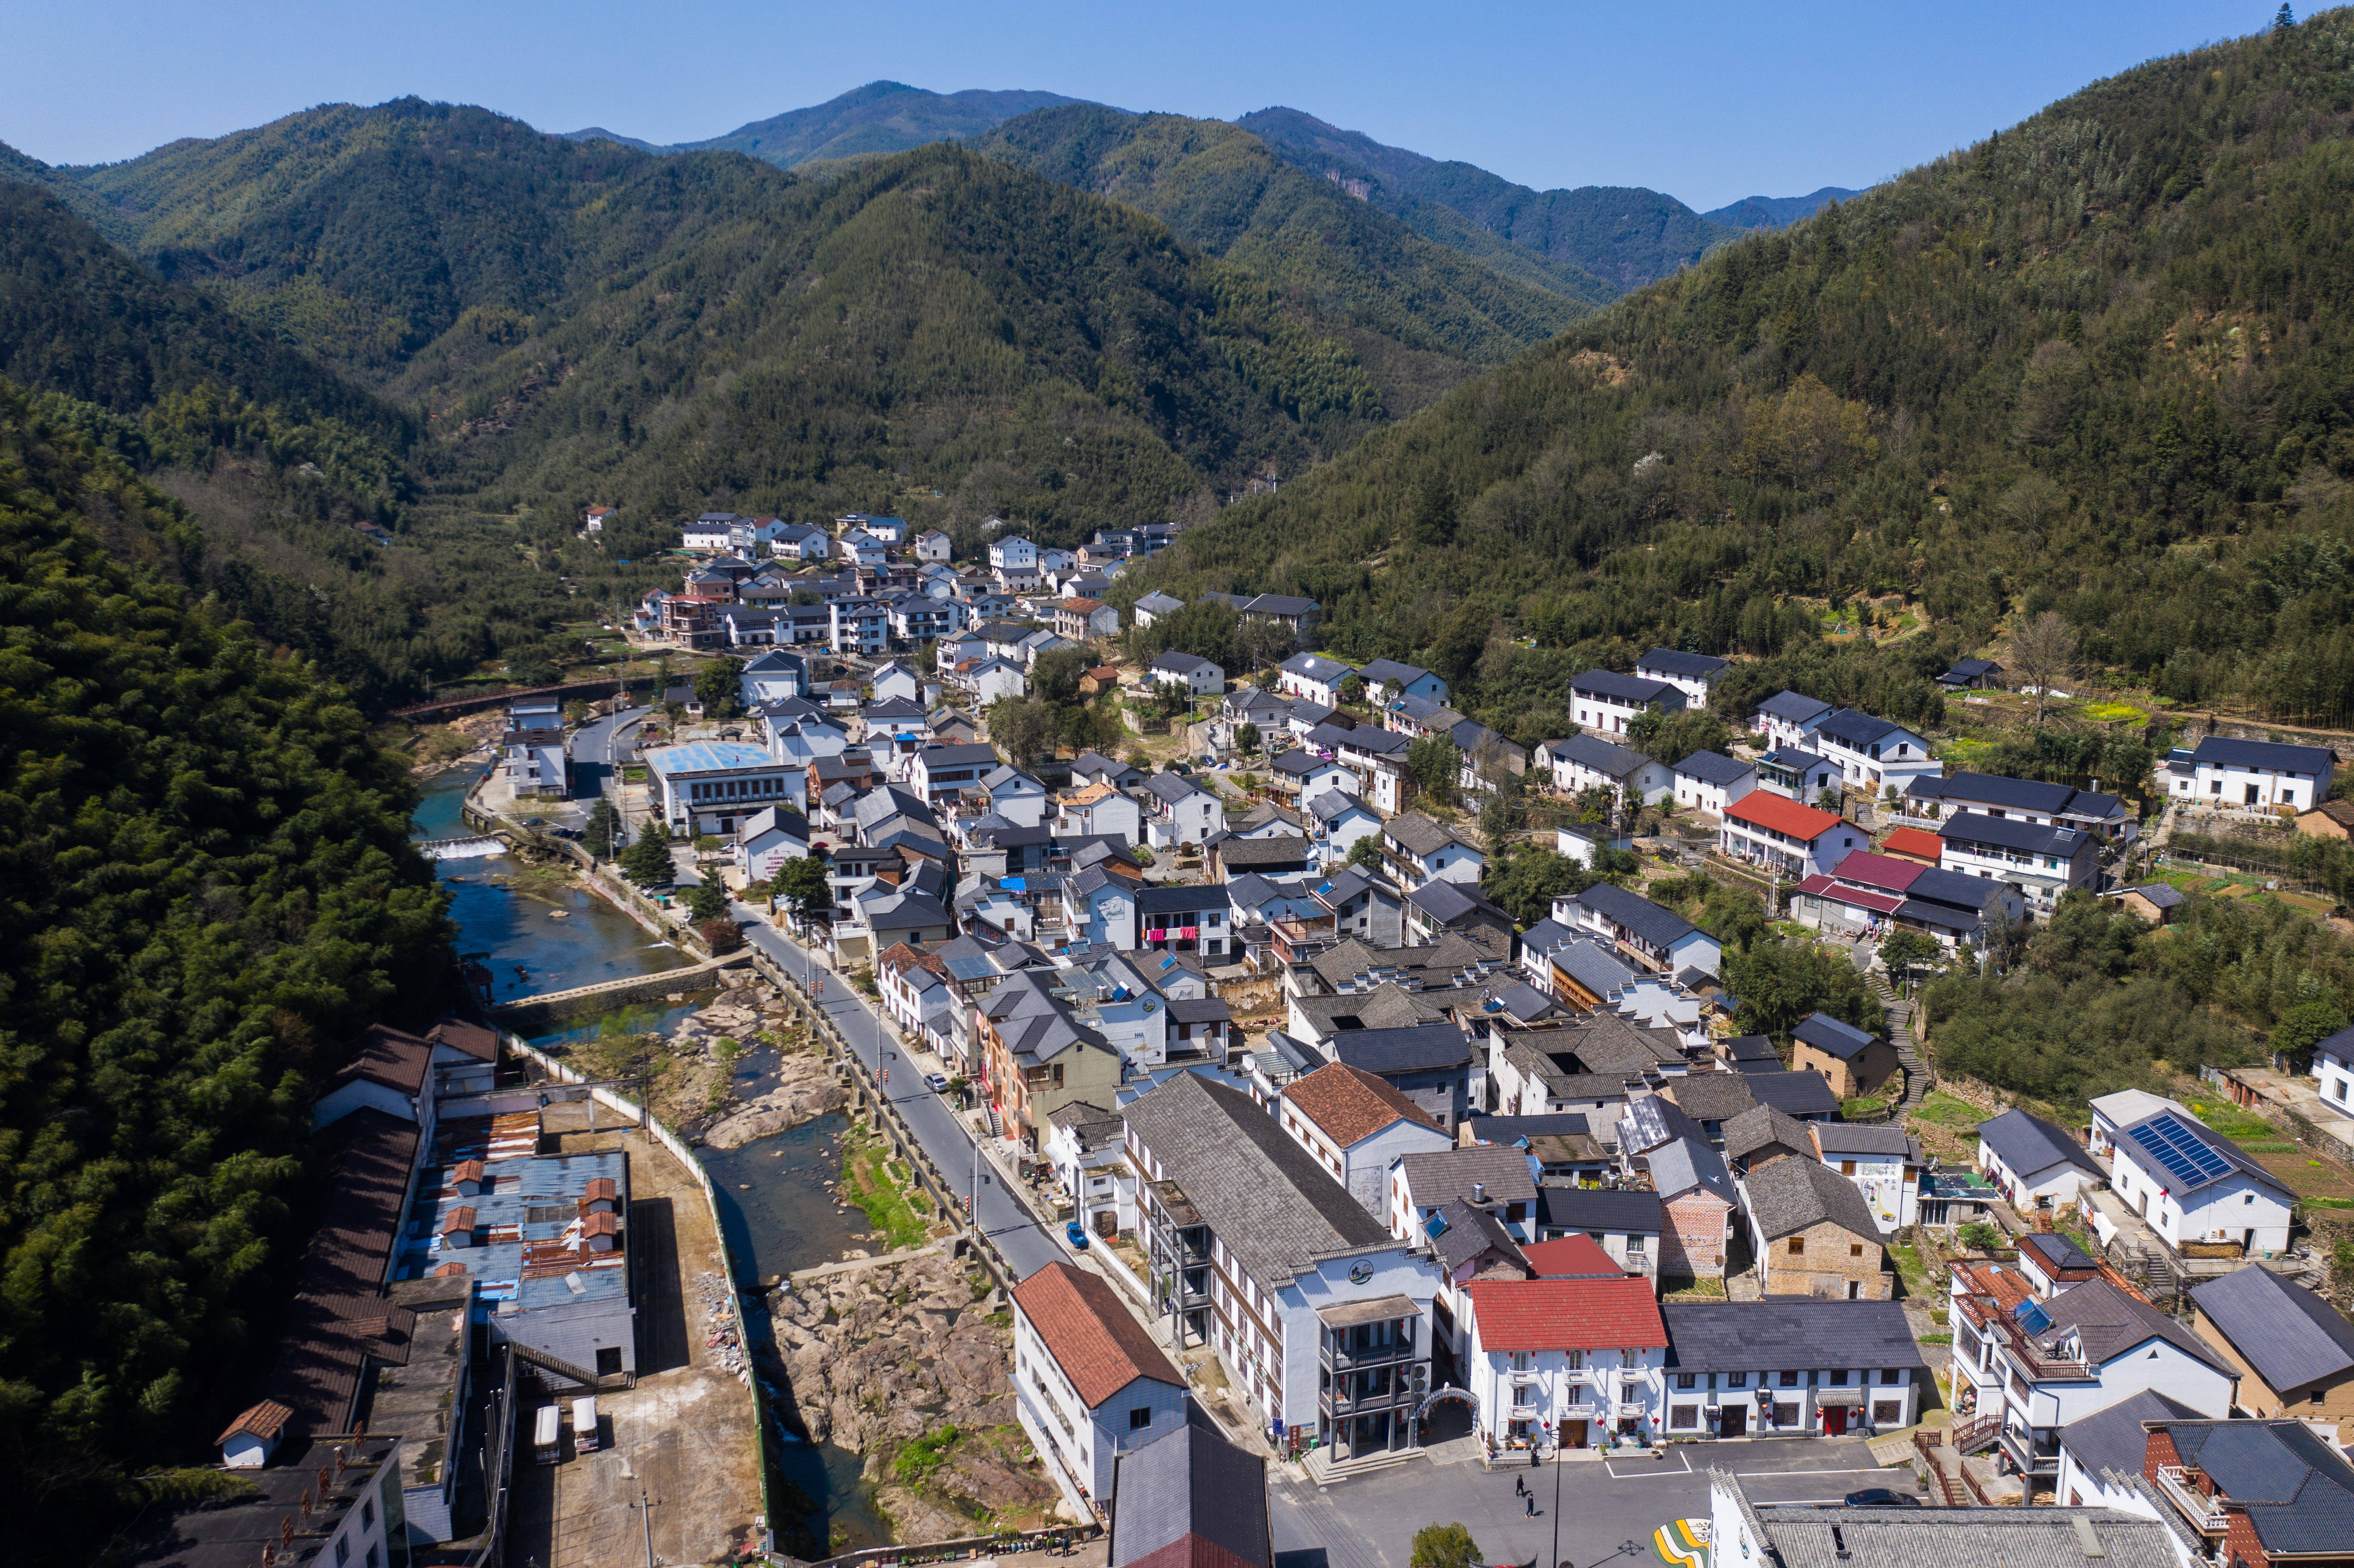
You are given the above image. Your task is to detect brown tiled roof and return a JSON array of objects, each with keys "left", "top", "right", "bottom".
[
  {"left": 300, "top": 1108, "right": 419, "bottom": 1299},
  {"left": 583, "top": 1176, "right": 618, "bottom": 1203},
  {"left": 1282, "top": 1062, "right": 1441, "bottom": 1147},
  {"left": 580, "top": 1211, "right": 620, "bottom": 1238},
  {"left": 453, "top": 1158, "right": 486, "bottom": 1185},
  {"left": 426, "top": 1016, "right": 499, "bottom": 1062},
  {"left": 217, "top": 1400, "right": 294, "bottom": 1444},
  {"left": 442, "top": 1206, "right": 477, "bottom": 1234},
  {"left": 1012, "top": 1261, "right": 1184, "bottom": 1407},
  {"left": 331, "top": 1024, "right": 433, "bottom": 1097},
  {"left": 261, "top": 1294, "right": 417, "bottom": 1439}
]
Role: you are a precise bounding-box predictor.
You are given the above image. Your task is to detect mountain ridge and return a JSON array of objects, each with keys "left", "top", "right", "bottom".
[{"left": 557, "top": 79, "right": 1099, "bottom": 166}]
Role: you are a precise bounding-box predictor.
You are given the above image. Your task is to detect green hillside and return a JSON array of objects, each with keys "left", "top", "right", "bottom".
[
  {"left": 976, "top": 104, "right": 1603, "bottom": 392},
  {"left": 1703, "top": 187, "right": 1868, "bottom": 231},
  {"left": 1238, "top": 105, "right": 1740, "bottom": 292},
  {"left": 0, "top": 378, "right": 453, "bottom": 1566},
  {"left": 1134, "top": 14, "right": 2354, "bottom": 736},
  {"left": 669, "top": 79, "right": 1089, "bottom": 165}
]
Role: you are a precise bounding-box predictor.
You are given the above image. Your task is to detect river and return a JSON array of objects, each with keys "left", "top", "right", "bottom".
[{"left": 411, "top": 769, "right": 892, "bottom": 1549}]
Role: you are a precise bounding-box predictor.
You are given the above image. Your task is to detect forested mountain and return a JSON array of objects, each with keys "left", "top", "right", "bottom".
[
  {"left": 0, "top": 379, "right": 453, "bottom": 1564},
  {"left": 662, "top": 80, "right": 1090, "bottom": 165},
  {"left": 1128, "top": 14, "right": 2354, "bottom": 737},
  {"left": 1236, "top": 105, "right": 1743, "bottom": 292},
  {"left": 975, "top": 104, "right": 1602, "bottom": 407},
  {"left": 1702, "top": 187, "right": 1868, "bottom": 230}
]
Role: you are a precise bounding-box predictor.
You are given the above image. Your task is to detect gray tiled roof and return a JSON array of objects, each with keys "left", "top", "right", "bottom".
[
  {"left": 1406, "top": 878, "right": 1504, "bottom": 925},
  {"left": 1121, "top": 1072, "right": 1391, "bottom": 1290},
  {"left": 2190, "top": 1264, "right": 2354, "bottom": 1395},
  {"left": 1549, "top": 937, "right": 1638, "bottom": 999},
  {"left": 1660, "top": 1299, "right": 1924, "bottom": 1374},
  {"left": 1722, "top": 1104, "right": 1815, "bottom": 1167},
  {"left": 1383, "top": 811, "right": 1462, "bottom": 857},
  {"left": 1976, "top": 1108, "right": 2105, "bottom": 1181},
  {"left": 1792, "top": 1011, "right": 1880, "bottom": 1059},
  {"left": 2166, "top": 1419, "right": 2354, "bottom": 1555},
  {"left": 1638, "top": 648, "right": 1729, "bottom": 680},
  {"left": 2044, "top": 1277, "right": 2232, "bottom": 1372},
  {"left": 1331, "top": 1023, "right": 1474, "bottom": 1076},
  {"left": 1107, "top": 1419, "right": 1271, "bottom": 1568},
  {"left": 1743, "top": 1152, "right": 1881, "bottom": 1241},
  {"left": 1674, "top": 750, "right": 1755, "bottom": 787},
  {"left": 1550, "top": 732, "right": 1652, "bottom": 778},
  {"left": 1648, "top": 1136, "right": 1736, "bottom": 1204},
  {"left": 1756, "top": 690, "right": 1832, "bottom": 724},
  {"left": 1811, "top": 1123, "right": 1912, "bottom": 1157},
  {"left": 2188, "top": 734, "right": 2336, "bottom": 775},
  {"left": 1397, "top": 1146, "right": 1539, "bottom": 1210},
  {"left": 1430, "top": 1197, "right": 1528, "bottom": 1272},
  {"left": 1576, "top": 884, "right": 1700, "bottom": 949},
  {"left": 1745, "top": 1502, "right": 2182, "bottom": 1568},
  {"left": 1663, "top": 1072, "right": 1757, "bottom": 1125},
  {"left": 2059, "top": 1388, "right": 2200, "bottom": 1484}
]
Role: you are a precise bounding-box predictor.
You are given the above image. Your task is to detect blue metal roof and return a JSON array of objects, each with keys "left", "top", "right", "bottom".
[{"left": 643, "top": 740, "right": 778, "bottom": 775}]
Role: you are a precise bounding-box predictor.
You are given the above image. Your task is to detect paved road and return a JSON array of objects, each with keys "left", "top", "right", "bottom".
[
  {"left": 568, "top": 705, "right": 649, "bottom": 804},
  {"left": 732, "top": 914, "right": 1067, "bottom": 1280},
  {"left": 1271, "top": 1435, "right": 1910, "bottom": 1568}
]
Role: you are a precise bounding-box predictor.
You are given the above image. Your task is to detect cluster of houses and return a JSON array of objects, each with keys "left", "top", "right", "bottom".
[{"left": 115, "top": 1014, "right": 643, "bottom": 1567}]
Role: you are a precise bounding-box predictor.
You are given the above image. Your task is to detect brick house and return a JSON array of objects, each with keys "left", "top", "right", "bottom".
[
  {"left": 1740, "top": 1155, "right": 1890, "bottom": 1300},
  {"left": 1789, "top": 1011, "right": 1899, "bottom": 1099},
  {"left": 2136, "top": 1417, "right": 2354, "bottom": 1568},
  {"left": 1647, "top": 1136, "right": 1737, "bottom": 1281}
]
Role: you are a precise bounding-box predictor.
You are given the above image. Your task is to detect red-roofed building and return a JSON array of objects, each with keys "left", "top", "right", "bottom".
[
  {"left": 1012, "top": 1261, "right": 1188, "bottom": 1516},
  {"left": 1879, "top": 825, "right": 1945, "bottom": 865},
  {"left": 1720, "top": 792, "right": 1866, "bottom": 879},
  {"left": 1460, "top": 1276, "right": 1669, "bottom": 1449},
  {"left": 1520, "top": 1234, "right": 1628, "bottom": 1280}
]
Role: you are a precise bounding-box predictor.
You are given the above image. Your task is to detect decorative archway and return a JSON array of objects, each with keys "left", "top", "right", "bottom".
[{"left": 1417, "top": 1384, "right": 1481, "bottom": 1422}]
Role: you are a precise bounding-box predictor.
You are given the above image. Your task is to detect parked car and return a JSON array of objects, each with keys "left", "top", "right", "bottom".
[
  {"left": 925, "top": 1072, "right": 950, "bottom": 1094},
  {"left": 1065, "top": 1220, "right": 1090, "bottom": 1251},
  {"left": 1842, "top": 1488, "right": 1918, "bottom": 1508}
]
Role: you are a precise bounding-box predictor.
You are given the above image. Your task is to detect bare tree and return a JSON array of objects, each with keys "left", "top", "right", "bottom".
[
  {"left": 2009, "top": 610, "right": 2080, "bottom": 725},
  {"left": 1997, "top": 473, "right": 2064, "bottom": 539}
]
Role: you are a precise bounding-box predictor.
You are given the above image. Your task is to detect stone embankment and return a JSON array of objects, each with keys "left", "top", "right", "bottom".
[{"left": 766, "top": 1247, "right": 1060, "bottom": 1539}]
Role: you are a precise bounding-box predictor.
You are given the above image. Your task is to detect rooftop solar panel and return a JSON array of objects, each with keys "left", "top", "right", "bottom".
[{"left": 2125, "top": 1113, "right": 2235, "bottom": 1190}]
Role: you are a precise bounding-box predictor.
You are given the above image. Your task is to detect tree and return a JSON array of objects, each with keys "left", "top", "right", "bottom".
[
  {"left": 695, "top": 656, "right": 745, "bottom": 718},
  {"left": 1336, "top": 673, "right": 1365, "bottom": 708},
  {"left": 1032, "top": 646, "right": 1091, "bottom": 706},
  {"left": 2277, "top": 3, "right": 2296, "bottom": 31},
  {"left": 1878, "top": 928, "right": 1944, "bottom": 988},
  {"left": 989, "top": 696, "right": 1059, "bottom": 765},
  {"left": 622, "top": 818, "right": 675, "bottom": 886},
  {"left": 1346, "top": 834, "right": 1384, "bottom": 870},
  {"left": 1409, "top": 473, "right": 1458, "bottom": 548},
  {"left": 1482, "top": 841, "right": 1597, "bottom": 926},
  {"left": 683, "top": 879, "right": 730, "bottom": 921},
  {"left": 1625, "top": 704, "right": 1732, "bottom": 767},
  {"left": 776, "top": 852, "right": 834, "bottom": 927},
  {"left": 2009, "top": 610, "right": 2080, "bottom": 725},
  {"left": 1410, "top": 1523, "right": 1481, "bottom": 1568},
  {"left": 1479, "top": 766, "right": 1528, "bottom": 843},
  {"left": 1724, "top": 939, "right": 1882, "bottom": 1042},
  {"left": 1235, "top": 721, "right": 1262, "bottom": 754},
  {"left": 701, "top": 917, "right": 744, "bottom": 955},
  {"left": 2272, "top": 998, "right": 2347, "bottom": 1061},
  {"left": 583, "top": 797, "right": 623, "bottom": 860},
  {"left": 1407, "top": 734, "right": 1462, "bottom": 808}
]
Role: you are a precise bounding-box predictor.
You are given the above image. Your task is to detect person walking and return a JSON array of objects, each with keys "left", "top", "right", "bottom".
[
  {"left": 1514, "top": 1475, "right": 1527, "bottom": 1498},
  {"left": 1524, "top": 1491, "right": 1537, "bottom": 1518}
]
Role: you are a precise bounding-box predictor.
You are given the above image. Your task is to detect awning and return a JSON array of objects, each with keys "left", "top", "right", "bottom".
[
  {"left": 1317, "top": 1293, "right": 1419, "bottom": 1329},
  {"left": 1815, "top": 1389, "right": 1864, "bottom": 1407}
]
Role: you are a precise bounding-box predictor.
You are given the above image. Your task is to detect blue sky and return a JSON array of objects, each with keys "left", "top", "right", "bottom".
[{"left": 0, "top": 0, "right": 2273, "bottom": 210}]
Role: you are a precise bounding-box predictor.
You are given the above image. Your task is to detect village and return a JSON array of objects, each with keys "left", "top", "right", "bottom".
[{"left": 142, "top": 502, "right": 2354, "bottom": 1568}]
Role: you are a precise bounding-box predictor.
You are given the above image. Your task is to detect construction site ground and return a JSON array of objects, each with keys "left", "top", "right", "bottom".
[{"left": 504, "top": 1109, "right": 763, "bottom": 1568}]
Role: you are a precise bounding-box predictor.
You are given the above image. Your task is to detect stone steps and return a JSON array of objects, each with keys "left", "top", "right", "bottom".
[{"left": 1870, "top": 975, "right": 1933, "bottom": 1113}]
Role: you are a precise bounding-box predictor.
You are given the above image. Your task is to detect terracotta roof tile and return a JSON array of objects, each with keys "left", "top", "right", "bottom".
[
  {"left": 1013, "top": 1261, "right": 1185, "bottom": 1407},
  {"left": 1281, "top": 1062, "right": 1442, "bottom": 1147},
  {"left": 1725, "top": 792, "right": 1844, "bottom": 841},
  {"left": 1879, "top": 826, "right": 1946, "bottom": 862},
  {"left": 1462, "top": 1276, "right": 1667, "bottom": 1353},
  {"left": 217, "top": 1400, "right": 294, "bottom": 1444},
  {"left": 1520, "top": 1235, "right": 1625, "bottom": 1279}
]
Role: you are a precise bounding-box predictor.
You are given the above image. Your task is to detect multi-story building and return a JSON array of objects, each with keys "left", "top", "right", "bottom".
[
  {"left": 1381, "top": 811, "right": 1485, "bottom": 890},
  {"left": 976, "top": 971, "right": 1124, "bottom": 1151},
  {"left": 1937, "top": 810, "right": 2102, "bottom": 912},
  {"left": 2099, "top": 1105, "right": 2295, "bottom": 1260},
  {"left": 1755, "top": 744, "right": 1837, "bottom": 803},
  {"left": 1719, "top": 792, "right": 1865, "bottom": 880},
  {"left": 1809, "top": 1123, "right": 1921, "bottom": 1234},
  {"left": 2131, "top": 1415, "right": 2354, "bottom": 1568},
  {"left": 1570, "top": 669, "right": 1686, "bottom": 734},
  {"left": 1634, "top": 647, "right": 1729, "bottom": 708},
  {"left": 1011, "top": 1261, "right": 1188, "bottom": 1518},
  {"left": 1123, "top": 1071, "right": 1444, "bottom": 1462},
  {"left": 644, "top": 740, "right": 802, "bottom": 835},
  {"left": 1661, "top": 1300, "right": 1924, "bottom": 1437},
  {"left": 1812, "top": 709, "right": 1941, "bottom": 796},
  {"left": 1460, "top": 1275, "right": 1668, "bottom": 1449},
  {"left": 1560, "top": 884, "right": 1722, "bottom": 977},
  {"left": 1740, "top": 1154, "right": 1892, "bottom": 1300},
  {"left": 1276, "top": 1062, "right": 1453, "bottom": 1216},
  {"left": 1753, "top": 690, "right": 1833, "bottom": 753},
  {"left": 1901, "top": 768, "right": 2136, "bottom": 841},
  {"left": 1672, "top": 750, "right": 1756, "bottom": 816},
  {"left": 1946, "top": 1262, "right": 2235, "bottom": 1494},
  {"left": 2165, "top": 735, "right": 2337, "bottom": 812},
  {"left": 1277, "top": 651, "right": 1357, "bottom": 707}
]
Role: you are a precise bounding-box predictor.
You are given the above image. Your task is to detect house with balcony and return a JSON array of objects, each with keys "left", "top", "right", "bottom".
[
  {"left": 1902, "top": 769, "right": 2137, "bottom": 842},
  {"left": 1561, "top": 883, "right": 1723, "bottom": 977},
  {"left": 1755, "top": 746, "right": 1837, "bottom": 803},
  {"left": 1789, "top": 848, "right": 2022, "bottom": 948},
  {"left": 1977, "top": 1107, "right": 2108, "bottom": 1213},
  {"left": 1460, "top": 1275, "right": 1668, "bottom": 1450},
  {"left": 1660, "top": 1300, "right": 1924, "bottom": 1438},
  {"left": 2098, "top": 1107, "right": 2295, "bottom": 1262},
  {"left": 2165, "top": 736, "right": 2337, "bottom": 813},
  {"left": 1813, "top": 709, "right": 1941, "bottom": 796},
  {"left": 1381, "top": 811, "right": 1485, "bottom": 890},
  {"left": 1945, "top": 1263, "right": 2235, "bottom": 1496},
  {"left": 977, "top": 970, "right": 1124, "bottom": 1150},
  {"left": 1719, "top": 792, "right": 1864, "bottom": 880},
  {"left": 1754, "top": 690, "right": 1834, "bottom": 753},
  {"left": 1122, "top": 1071, "right": 1442, "bottom": 1462},
  {"left": 1938, "top": 811, "right": 2102, "bottom": 912},
  {"left": 1540, "top": 732, "right": 1676, "bottom": 806},
  {"left": 1635, "top": 647, "right": 1730, "bottom": 708},
  {"left": 2129, "top": 1415, "right": 2354, "bottom": 1568},
  {"left": 1012, "top": 1261, "right": 1188, "bottom": 1518},
  {"left": 1571, "top": 669, "right": 1686, "bottom": 735}
]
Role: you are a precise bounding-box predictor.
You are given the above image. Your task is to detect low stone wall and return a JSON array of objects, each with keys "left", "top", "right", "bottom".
[
  {"left": 2205, "top": 1065, "right": 2354, "bottom": 1173},
  {"left": 792, "top": 1522, "right": 1102, "bottom": 1568}
]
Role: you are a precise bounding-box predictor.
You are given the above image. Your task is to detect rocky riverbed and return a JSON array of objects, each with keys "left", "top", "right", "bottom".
[
  {"left": 766, "top": 1249, "right": 1062, "bottom": 1538},
  {"left": 648, "top": 980, "right": 847, "bottom": 1146}
]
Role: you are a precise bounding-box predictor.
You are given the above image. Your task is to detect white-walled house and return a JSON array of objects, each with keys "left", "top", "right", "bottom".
[
  {"left": 2166, "top": 735, "right": 2337, "bottom": 811},
  {"left": 1011, "top": 1261, "right": 1188, "bottom": 1515},
  {"left": 1946, "top": 1263, "right": 2234, "bottom": 1495},
  {"left": 1382, "top": 811, "right": 1485, "bottom": 889},
  {"left": 1719, "top": 792, "right": 1864, "bottom": 880},
  {"left": 1307, "top": 790, "right": 1383, "bottom": 864},
  {"left": 2316, "top": 1025, "right": 2354, "bottom": 1117},
  {"left": 1360, "top": 659, "right": 1448, "bottom": 706},
  {"left": 1755, "top": 746, "right": 1838, "bottom": 803},
  {"left": 1460, "top": 1276, "right": 1668, "bottom": 1449},
  {"left": 1812, "top": 709, "right": 1941, "bottom": 796},
  {"left": 1660, "top": 1299, "right": 1926, "bottom": 1439},
  {"left": 1277, "top": 652, "right": 1356, "bottom": 708},
  {"left": 740, "top": 648, "right": 808, "bottom": 707},
  {"left": 1753, "top": 690, "right": 1833, "bottom": 753},
  {"left": 733, "top": 806, "right": 811, "bottom": 880},
  {"left": 2098, "top": 1107, "right": 2295, "bottom": 1259},
  {"left": 1634, "top": 647, "right": 1730, "bottom": 708},
  {"left": 1276, "top": 1062, "right": 1454, "bottom": 1216},
  {"left": 1976, "top": 1108, "right": 2108, "bottom": 1213},
  {"left": 1570, "top": 669, "right": 1686, "bottom": 735},
  {"left": 1543, "top": 734, "right": 1675, "bottom": 805},
  {"left": 1673, "top": 750, "right": 1758, "bottom": 816},
  {"left": 1556, "top": 820, "right": 1637, "bottom": 868},
  {"left": 1142, "top": 772, "right": 1225, "bottom": 848},
  {"left": 1149, "top": 650, "right": 1224, "bottom": 696}
]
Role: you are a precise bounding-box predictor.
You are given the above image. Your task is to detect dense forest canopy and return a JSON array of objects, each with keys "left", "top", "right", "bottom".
[
  {"left": 0, "top": 380, "right": 453, "bottom": 1558},
  {"left": 1127, "top": 13, "right": 2354, "bottom": 733}
]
